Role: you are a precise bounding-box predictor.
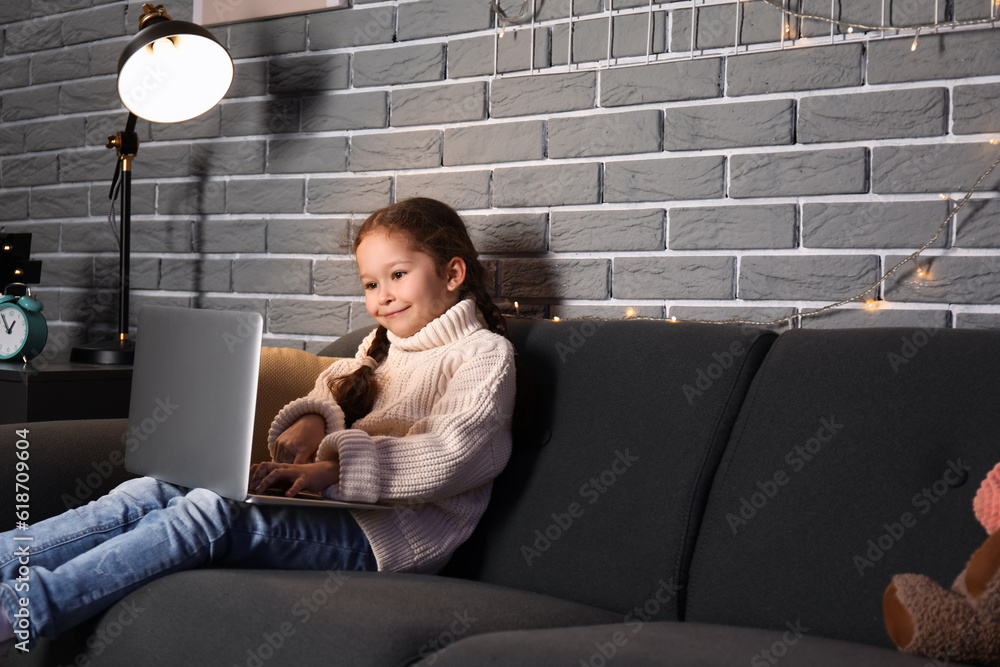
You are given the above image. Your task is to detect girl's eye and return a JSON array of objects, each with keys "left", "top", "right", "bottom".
[
  {"left": 392, "top": 271, "right": 405, "bottom": 280},
  {"left": 364, "top": 282, "right": 377, "bottom": 291}
]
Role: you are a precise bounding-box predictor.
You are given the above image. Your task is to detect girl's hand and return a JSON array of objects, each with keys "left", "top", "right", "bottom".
[
  {"left": 272, "top": 413, "right": 326, "bottom": 464},
  {"left": 249, "top": 460, "right": 340, "bottom": 497}
]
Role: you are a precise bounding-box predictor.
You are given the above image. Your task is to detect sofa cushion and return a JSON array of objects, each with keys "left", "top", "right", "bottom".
[
  {"left": 9, "top": 570, "right": 620, "bottom": 667},
  {"left": 686, "top": 327, "right": 1000, "bottom": 648},
  {"left": 440, "top": 318, "right": 777, "bottom": 622},
  {"left": 412, "top": 621, "right": 934, "bottom": 666}
]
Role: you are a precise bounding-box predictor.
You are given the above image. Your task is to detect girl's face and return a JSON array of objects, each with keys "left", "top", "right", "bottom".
[{"left": 356, "top": 228, "right": 466, "bottom": 338}]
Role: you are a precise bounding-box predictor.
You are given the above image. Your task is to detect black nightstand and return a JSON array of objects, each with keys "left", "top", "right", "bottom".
[{"left": 0, "top": 361, "right": 132, "bottom": 424}]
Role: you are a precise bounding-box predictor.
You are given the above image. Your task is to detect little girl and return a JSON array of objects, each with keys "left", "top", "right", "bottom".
[{"left": 0, "top": 197, "right": 516, "bottom": 649}]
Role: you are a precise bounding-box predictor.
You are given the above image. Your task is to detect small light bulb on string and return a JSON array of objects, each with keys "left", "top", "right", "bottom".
[
  {"left": 624, "top": 307, "right": 636, "bottom": 319},
  {"left": 846, "top": 26, "right": 854, "bottom": 33},
  {"left": 911, "top": 29, "right": 919, "bottom": 51},
  {"left": 514, "top": 301, "right": 519, "bottom": 316},
  {"left": 499, "top": 24, "right": 506, "bottom": 38},
  {"left": 669, "top": 316, "right": 678, "bottom": 323},
  {"left": 991, "top": 139, "right": 1000, "bottom": 145},
  {"left": 865, "top": 299, "right": 881, "bottom": 310},
  {"left": 13, "top": 269, "right": 22, "bottom": 276},
  {"left": 552, "top": 316, "right": 560, "bottom": 322},
  {"left": 2, "top": 245, "right": 10, "bottom": 252}
]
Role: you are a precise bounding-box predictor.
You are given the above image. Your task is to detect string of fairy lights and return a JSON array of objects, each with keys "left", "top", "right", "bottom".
[{"left": 493, "top": 0, "right": 1000, "bottom": 327}]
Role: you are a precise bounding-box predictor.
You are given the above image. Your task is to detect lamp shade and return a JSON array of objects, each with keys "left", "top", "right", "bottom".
[{"left": 117, "top": 19, "right": 233, "bottom": 124}]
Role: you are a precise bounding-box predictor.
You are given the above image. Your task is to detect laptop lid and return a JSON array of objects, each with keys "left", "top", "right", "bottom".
[{"left": 124, "top": 305, "right": 263, "bottom": 501}]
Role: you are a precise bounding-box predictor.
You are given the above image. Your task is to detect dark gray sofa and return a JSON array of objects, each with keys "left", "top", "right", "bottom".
[{"left": 5, "top": 316, "right": 998, "bottom": 666}]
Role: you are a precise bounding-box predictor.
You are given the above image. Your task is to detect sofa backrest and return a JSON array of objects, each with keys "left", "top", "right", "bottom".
[
  {"left": 685, "top": 327, "right": 1000, "bottom": 648},
  {"left": 441, "top": 318, "right": 777, "bottom": 621}
]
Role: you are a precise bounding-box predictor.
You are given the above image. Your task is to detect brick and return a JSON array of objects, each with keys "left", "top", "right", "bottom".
[
  {"left": 955, "top": 200, "right": 1000, "bottom": 248},
  {"left": 955, "top": 313, "right": 1000, "bottom": 329},
  {"left": 0, "top": 125, "right": 24, "bottom": 156},
  {"left": 954, "top": 83, "right": 1000, "bottom": 135},
  {"left": 670, "top": 2, "right": 776, "bottom": 51},
  {"left": 0, "top": 221, "right": 58, "bottom": 252},
  {"left": 604, "top": 156, "right": 725, "bottom": 203},
  {"left": 38, "top": 256, "right": 93, "bottom": 287},
  {"left": 88, "top": 39, "right": 123, "bottom": 78},
  {"left": 600, "top": 58, "right": 721, "bottom": 107},
  {"left": 31, "top": 45, "right": 91, "bottom": 85},
  {"left": 612, "top": 11, "right": 667, "bottom": 58},
  {"left": 869, "top": 30, "right": 1000, "bottom": 84},
  {"left": 160, "top": 258, "right": 232, "bottom": 292},
  {"left": 192, "top": 140, "right": 266, "bottom": 175},
  {"left": 669, "top": 205, "right": 796, "bottom": 250},
  {"left": 613, "top": 256, "right": 733, "bottom": 300},
  {"left": 227, "top": 178, "right": 305, "bottom": 215},
  {"left": 309, "top": 6, "right": 396, "bottom": 49},
  {"left": 500, "top": 258, "right": 609, "bottom": 299},
  {"left": 730, "top": 148, "right": 867, "bottom": 198},
  {"left": 549, "top": 110, "right": 661, "bottom": 158},
  {"left": 194, "top": 220, "right": 267, "bottom": 253},
  {"left": 0, "top": 190, "right": 29, "bottom": 221},
  {"left": 269, "top": 54, "right": 350, "bottom": 95},
  {"left": 349, "top": 130, "right": 441, "bottom": 171},
  {"left": 491, "top": 72, "right": 595, "bottom": 117},
  {"left": 5, "top": 15, "right": 62, "bottom": 54},
  {"left": 873, "top": 144, "right": 1000, "bottom": 194},
  {"left": 228, "top": 15, "right": 307, "bottom": 58},
  {"left": 496, "top": 26, "right": 549, "bottom": 73},
  {"left": 266, "top": 218, "right": 353, "bottom": 254},
  {"left": 63, "top": 5, "right": 126, "bottom": 45},
  {"left": 269, "top": 299, "right": 351, "bottom": 336},
  {"left": 314, "top": 259, "right": 360, "bottom": 296},
  {"left": 301, "top": 92, "right": 387, "bottom": 133},
  {"left": 800, "top": 308, "right": 948, "bottom": 330},
  {"left": 353, "top": 44, "right": 445, "bottom": 87},
  {"left": 395, "top": 170, "right": 491, "bottom": 211},
  {"left": 551, "top": 18, "right": 607, "bottom": 65},
  {"left": 157, "top": 181, "right": 226, "bottom": 216},
  {"left": 131, "top": 219, "right": 193, "bottom": 253},
  {"left": 799, "top": 89, "right": 947, "bottom": 143},
  {"left": 726, "top": 44, "right": 863, "bottom": 96},
  {"left": 493, "top": 163, "right": 600, "bottom": 207},
  {"left": 3, "top": 155, "right": 57, "bottom": 187},
  {"left": 133, "top": 144, "right": 191, "bottom": 180},
  {"left": 739, "top": 256, "right": 879, "bottom": 300},
  {"left": 226, "top": 61, "right": 268, "bottom": 99},
  {"left": 551, "top": 208, "right": 664, "bottom": 252},
  {"left": 60, "top": 221, "right": 117, "bottom": 253},
  {"left": 0, "top": 0, "right": 30, "bottom": 24},
  {"left": 890, "top": 1, "right": 946, "bottom": 28},
  {"left": 803, "top": 201, "right": 949, "bottom": 249},
  {"left": 663, "top": 100, "right": 793, "bottom": 150},
  {"left": 462, "top": 212, "right": 547, "bottom": 253},
  {"left": 93, "top": 182, "right": 155, "bottom": 217},
  {"left": 391, "top": 82, "right": 487, "bottom": 127},
  {"left": 2, "top": 87, "right": 60, "bottom": 121},
  {"left": 444, "top": 120, "right": 544, "bottom": 166},
  {"left": 794, "top": 0, "right": 881, "bottom": 38},
  {"left": 60, "top": 77, "right": 120, "bottom": 114},
  {"left": 148, "top": 110, "right": 222, "bottom": 144},
  {"left": 308, "top": 176, "right": 392, "bottom": 214},
  {"left": 884, "top": 256, "right": 1000, "bottom": 304},
  {"left": 221, "top": 99, "right": 301, "bottom": 136},
  {"left": 536, "top": 0, "right": 601, "bottom": 20},
  {"left": 234, "top": 258, "right": 311, "bottom": 294},
  {"left": 268, "top": 137, "right": 348, "bottom": 174},
  {"left": 398, "top": 0, "right": 493, "bottom": 40},
  {"left": 447, "top": 36, "right": 494, "bottom": 79},
  {"left": 954, "top": 2, "right": 995, "bottom": 20},
  {"left": 0, "top": 56, "right": 30, "bottom": 90},
  {"left": 349, "top": 301, "right": 377, "bottom": 333}
]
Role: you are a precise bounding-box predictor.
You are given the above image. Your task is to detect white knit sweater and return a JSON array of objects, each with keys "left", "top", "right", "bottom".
[{"left": 267, "top": 299, "right": 516, "bottom": 574}]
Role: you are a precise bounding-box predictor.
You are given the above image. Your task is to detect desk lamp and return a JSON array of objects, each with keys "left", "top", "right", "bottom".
[{"left": 71, "top": 3, "right": 233, "bottom": 364}]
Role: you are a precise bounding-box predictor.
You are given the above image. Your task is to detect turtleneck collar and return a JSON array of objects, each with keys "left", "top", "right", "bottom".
[{"left": 386, "top": 298, "right": 484, "bottom": 352}]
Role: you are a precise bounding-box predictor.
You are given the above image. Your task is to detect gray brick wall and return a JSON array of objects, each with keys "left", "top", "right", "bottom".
[{"left": 2, "top": 0, "right": 1000, "bottom": 354}]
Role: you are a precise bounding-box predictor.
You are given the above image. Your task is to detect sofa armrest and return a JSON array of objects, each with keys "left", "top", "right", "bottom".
[{"left": 1, "top": 418, "right": 129, "bottom": 531}]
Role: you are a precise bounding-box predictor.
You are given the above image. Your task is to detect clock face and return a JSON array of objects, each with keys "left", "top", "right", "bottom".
[{"left": 0, "top": 305, "right": 28, "bottom": 359}]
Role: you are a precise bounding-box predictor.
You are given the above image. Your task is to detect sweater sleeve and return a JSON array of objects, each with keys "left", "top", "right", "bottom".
[
  {"left": 266, "top": 356, "right": 358, "bottom": 459},
  {"left": 315, "top": 339, "right": 516, "bottom": 504}
]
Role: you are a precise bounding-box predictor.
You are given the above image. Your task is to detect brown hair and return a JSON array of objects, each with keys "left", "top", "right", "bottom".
[{"left": 330, "top": 197, "right": 507, "bottom": 426}]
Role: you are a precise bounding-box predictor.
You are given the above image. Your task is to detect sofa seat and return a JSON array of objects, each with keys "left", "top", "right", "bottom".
[
  {"left": 12, "top": 570, "right": 621, "bottom": 667},
  {"left": 411, "top": 621, "right": 936, "bottom": 666}
]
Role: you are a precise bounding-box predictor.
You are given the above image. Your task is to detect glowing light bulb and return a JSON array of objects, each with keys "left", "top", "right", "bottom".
[
  {"left": 865, "top": 299, "right": 880, "bottom": 310},
  {"left": 499, "top": 26, "right": 506, "bottom": 38},
  {"left": 151, "top": 37, "right": 177, "bottom": 59},
  {"left": 669, "top": 316, "right": 678, "bottom": 322},
  {"left": 910, "top": 31, "right": 919, "bottom": 51},
  {"left": 13, "top": 269, "right": 21, "bottom": 275},
  {"left": 2, "top": 245, "right": 10, "bottom": 252},
  {"left": 552, "top": 316, "right": 560, "bottom": 322},
  {"left": 625, "top": 307, "right": 636, "bottom": 318},
  {"left": 846, "top": 26, "right": 854, "bottom": 33},
  {"left": 991, "top": 139, "right": 999, "bottom": 145}
]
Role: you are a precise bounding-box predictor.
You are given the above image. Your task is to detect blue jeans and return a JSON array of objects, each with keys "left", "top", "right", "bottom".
[{"left": 0, "top": 477, "right": 377, "bottom": 646}]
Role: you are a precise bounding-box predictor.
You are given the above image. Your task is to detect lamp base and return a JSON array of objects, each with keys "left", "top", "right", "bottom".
[{"left": 70, "top": 340, "right": 136, "bottom": 365}]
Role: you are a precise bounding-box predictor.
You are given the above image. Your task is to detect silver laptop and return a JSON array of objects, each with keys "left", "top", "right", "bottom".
[{"left": 124, "top": 305, "right": 388, "bottom": 510}]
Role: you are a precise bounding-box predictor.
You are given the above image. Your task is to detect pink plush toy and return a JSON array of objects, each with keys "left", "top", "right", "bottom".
[{"left": 883, "top": 463, "right": 1000, "bottom": 666}]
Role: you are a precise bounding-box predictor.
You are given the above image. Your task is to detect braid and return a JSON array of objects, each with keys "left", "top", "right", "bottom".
[
  {"left": 329, "top": 326, "right": 390, "bottom": 427},
  {"left": 464, "top": 262, "right": 507, "bottom": 337}
]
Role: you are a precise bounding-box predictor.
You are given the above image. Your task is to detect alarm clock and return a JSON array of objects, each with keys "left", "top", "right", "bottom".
[{"left": 0, "top": 283, "right": 47, "bottom": 361}]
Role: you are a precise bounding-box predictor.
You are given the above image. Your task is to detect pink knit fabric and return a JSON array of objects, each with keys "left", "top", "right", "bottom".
[{"left": 973, "top": 462, "right": 1000, "bottom": 535}]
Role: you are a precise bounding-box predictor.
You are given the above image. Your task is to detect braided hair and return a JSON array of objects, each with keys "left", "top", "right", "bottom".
[{"left": 330, "top": 198, "right": 508, "bottom": 426}]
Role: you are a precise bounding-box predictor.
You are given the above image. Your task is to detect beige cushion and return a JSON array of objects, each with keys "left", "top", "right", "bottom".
[{"left": 252, "top": 347, "right": 341, "bottom": 463}]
